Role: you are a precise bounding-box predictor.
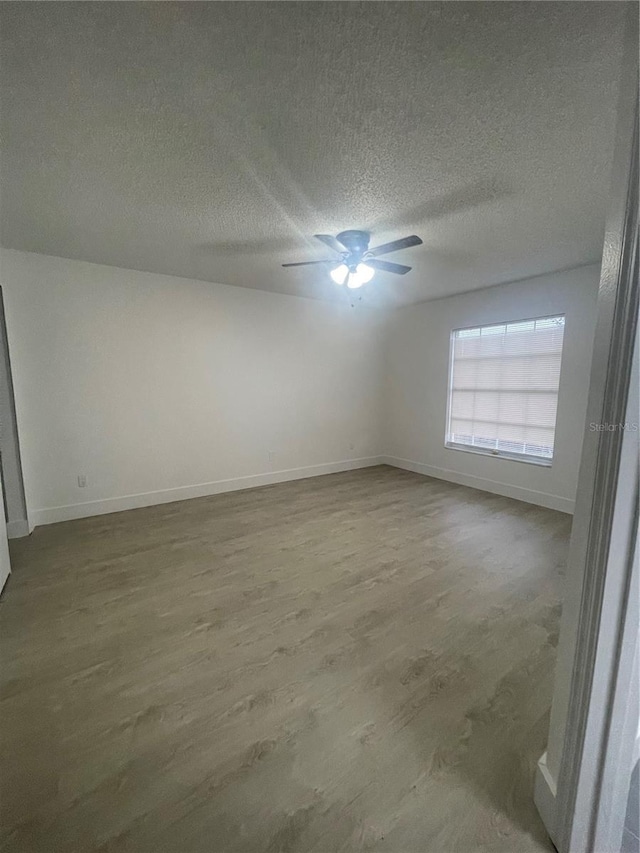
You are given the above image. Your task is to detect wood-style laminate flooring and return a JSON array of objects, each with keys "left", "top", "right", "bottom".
[{"left": 1, "top": 466, "right": 571, "bottom": 853}]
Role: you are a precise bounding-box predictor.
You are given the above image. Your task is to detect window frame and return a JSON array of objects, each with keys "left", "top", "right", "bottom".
[{"left": 444, "top": 313, "right": 566, "bottom": 467}]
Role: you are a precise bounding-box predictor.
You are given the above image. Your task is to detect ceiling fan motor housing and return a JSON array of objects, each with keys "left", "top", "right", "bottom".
[{"left": 336, "top": 230, "right": 370, "bottom": 262}]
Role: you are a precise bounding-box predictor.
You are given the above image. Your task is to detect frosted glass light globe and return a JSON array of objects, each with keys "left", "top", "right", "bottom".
[
  {"left": 347, "top": 263, "right": 375, "bottom": 288},
  {"left": 330, "top": 264, "right": 349, "bottom": 285}
]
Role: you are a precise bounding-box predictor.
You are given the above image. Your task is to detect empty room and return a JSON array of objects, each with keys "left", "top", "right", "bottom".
[{"left": 0, "top": 3, "right": 638, "bottom": 853}]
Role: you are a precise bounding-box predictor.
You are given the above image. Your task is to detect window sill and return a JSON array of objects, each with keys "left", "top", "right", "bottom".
[{"left": 444, "top": 442, "right": 553, "bottom": 468}]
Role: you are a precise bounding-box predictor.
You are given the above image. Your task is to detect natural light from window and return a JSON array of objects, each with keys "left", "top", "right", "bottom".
[{"left": 446, "top": 314, "right": 566, "bottom": 464}]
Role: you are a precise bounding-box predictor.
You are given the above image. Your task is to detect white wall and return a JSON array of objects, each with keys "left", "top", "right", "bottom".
[
  {"left": 383, "top": 265, "right": 601, "bottom": 513},
  {"left": 0, "top": 250, "right": 385, "bottom": 524},
  {"left": 0, "top": 251, "right": 600, "bottom": 527}
]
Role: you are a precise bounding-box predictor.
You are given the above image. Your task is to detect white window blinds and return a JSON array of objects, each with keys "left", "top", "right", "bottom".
[{"left": 446, "top": 315, "right": 566, "bottom": 462}]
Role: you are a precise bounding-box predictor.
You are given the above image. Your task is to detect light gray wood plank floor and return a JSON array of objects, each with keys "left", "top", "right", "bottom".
[{"left": 1, "top": 466, "right": 570, "bottom": 853}]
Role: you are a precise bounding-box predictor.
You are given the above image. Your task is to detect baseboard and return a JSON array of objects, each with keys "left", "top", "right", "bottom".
[
  {"left": 30, "top": 457, "right": 385, "bottom": 527},
  {"left": 534, "top": 752, "right": 559, "bottom": 848},
  {"left": 6, "top": 518, "right": 31, "bottom": 539},
  {"left": 27, "top": 453, "right": 573, "bottom": 526},
  {"left": 381, "top": 456, "right": 575, "bottom": 514}
]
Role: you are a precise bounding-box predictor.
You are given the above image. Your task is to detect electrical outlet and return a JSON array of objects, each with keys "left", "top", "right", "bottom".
[
  {"left": 268, "top": 451, "right": 276, "bottom": 464},
  {"left": 77, "top": 474, "right": 87, "bottom": 488},
  {"left": 348, "top": 442, "right": 355, "bottom": 452}
]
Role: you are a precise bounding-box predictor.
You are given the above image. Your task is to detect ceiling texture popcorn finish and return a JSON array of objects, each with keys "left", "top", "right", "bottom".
[{"left": 0, "top": 2, "right": 627, "bottom": 306}]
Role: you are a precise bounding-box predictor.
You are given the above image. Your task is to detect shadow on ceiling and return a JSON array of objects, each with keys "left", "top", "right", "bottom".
[
  {"left": 370, "top": 176, "right": 517, "bottom": 233},
  {"left": 192, "top": 236, "right": 302, "bottom": 257},
  {"left": 192, "top": 176, "right": 517, "bottom": 264}
]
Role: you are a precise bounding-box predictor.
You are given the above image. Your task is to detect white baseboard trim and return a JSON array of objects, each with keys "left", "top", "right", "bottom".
[
  {"left": 534, "top": 752, "right": 558, "bottom": 848},
  {"left": 381, "top": 456, "right": 575, "bottom": 514},
  {"left": 30, "top": 457, "right": 385, "bottom": 527},
  {"left": 28, "top": 454, "right": 573, "bottom": 526},
  {"left": 6, "top": 518, "right": 31, "bottom": 539}
]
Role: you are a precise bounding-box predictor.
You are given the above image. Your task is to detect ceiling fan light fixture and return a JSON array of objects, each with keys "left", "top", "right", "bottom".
[
  {"left": 346, "top": 263, "right": 375, "bottom": 288},
  {"left": 356, "top": 263, "right": 375, "bottom": 283},
  {"left": 283, "top": 232, "right": 422, "bottom": 284},
  {"left": 330, "top": 263, "right": 349, "bottom": 285}
]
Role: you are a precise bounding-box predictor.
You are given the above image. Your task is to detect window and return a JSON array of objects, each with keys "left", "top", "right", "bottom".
[{"left": 446, "top": 314, "right": 566, "bottom": 464}]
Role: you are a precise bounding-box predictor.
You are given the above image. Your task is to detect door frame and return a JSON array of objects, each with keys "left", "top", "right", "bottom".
[
  {"left": 0, "top": 287, "right": 29, "bottom": 538},
  {"left": 534, "top": 8, "right": 639, "bottom": 851}
]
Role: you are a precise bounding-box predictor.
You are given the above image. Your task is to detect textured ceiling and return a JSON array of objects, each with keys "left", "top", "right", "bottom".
[{"left": 0, "top": 2, "right": 629, "bottom": 306}]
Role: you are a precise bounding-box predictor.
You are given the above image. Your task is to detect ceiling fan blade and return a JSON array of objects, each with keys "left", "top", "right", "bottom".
[
  {"left": 368, "top": 234, "right": 423, "bottom": 257},
  {"left": 282, "top": 259, "right": 336, "bottom": 267},
  {"left": 367, "top": 259, "right": 412, "bottom": 275},
  {"left": 314, "top": 234, "right": 344, "bottom": 254}
]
